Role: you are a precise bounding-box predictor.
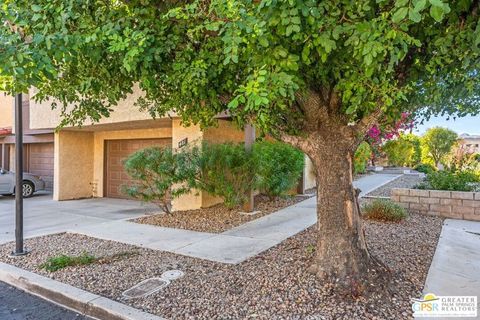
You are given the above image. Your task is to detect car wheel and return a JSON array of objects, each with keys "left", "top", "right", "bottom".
[{"left": 22, "top": 181, "right": 34, "bottom": 198}]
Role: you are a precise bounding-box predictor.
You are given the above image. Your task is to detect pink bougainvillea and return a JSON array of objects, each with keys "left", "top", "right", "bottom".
[{"left": 365, "top": 112, "right": 416, "bottom": 165}]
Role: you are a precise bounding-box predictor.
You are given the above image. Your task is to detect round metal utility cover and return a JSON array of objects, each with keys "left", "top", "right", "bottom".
[{"left": 161, "top": 270, "right": 184, "bottom": 280}]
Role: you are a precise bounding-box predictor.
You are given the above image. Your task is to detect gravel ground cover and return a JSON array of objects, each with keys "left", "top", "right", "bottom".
[
  {"left": 366, "top": 174, "right": 425, "bottom": 198},
  {"left": 134, "top": 193, "right": 314, "bottom": 233},
  {"left": 0, "top": 212, "right": 442, "bottom": 319}
]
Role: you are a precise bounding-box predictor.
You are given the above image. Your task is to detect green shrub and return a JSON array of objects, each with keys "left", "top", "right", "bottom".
[
  {"left": 416, "top": 170, "right": 480, "bottom": 192},
  {"left": 414, "top": 163, "right": 436, "bottom": 174},
  {"left": 198, "top": 142, "right": 255, "bottom": 208},
  {"left": 354, "top": 142, "right": 372, "bottom": 174},
  {"left": 252, "top": 141, "right": 304, "bottom": 198},
  {"left": 123, "top": 141, "right": 308, "bottom": 210},
  {"left": 444, "top": 145, "right": 480, "bottom": 172},
  {"left": 123, "top": 146, "right": 198, "bottom": 213},
  {"left": 383, "top": 137, "right": 415, "bottom": 167},
  {"left": 362, "top": 199, "right": 408, "bottom": 222},
  {"left": 39, "top": 252, "right": 96, "bottom": 272}
]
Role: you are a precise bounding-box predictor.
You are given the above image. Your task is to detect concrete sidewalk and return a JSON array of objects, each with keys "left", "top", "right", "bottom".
[
  {"left": 355, "top": 173, "right": 400, "bottom": 197},
  {"left": 423, "top": 219, "right": 480, "bottom": 297},
  {"left": 71, "top": 173, "right": 400, "bottom": 264}
]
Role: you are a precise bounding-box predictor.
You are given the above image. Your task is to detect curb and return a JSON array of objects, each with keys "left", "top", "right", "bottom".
[{"left": 0, "top": 262, "right": 165, "bottom": 320}]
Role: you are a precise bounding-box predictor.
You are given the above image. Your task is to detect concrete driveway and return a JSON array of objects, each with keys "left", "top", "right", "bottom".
[{"left": 0, "top": 192, "right": 157, "bottom": 245}]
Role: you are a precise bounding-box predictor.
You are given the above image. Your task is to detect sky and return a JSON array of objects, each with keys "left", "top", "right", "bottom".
[{"left": 413, "top": 115, "right": 480, "bottom": 136}]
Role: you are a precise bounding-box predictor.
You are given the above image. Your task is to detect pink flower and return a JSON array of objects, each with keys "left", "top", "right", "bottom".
[{"left": 368, "top": 126, "right": 381, "bottom": 138}]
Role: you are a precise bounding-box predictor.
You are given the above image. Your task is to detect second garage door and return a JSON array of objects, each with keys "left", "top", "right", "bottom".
[
  {"left": 27, "top": 143, "right": 54, "bottom": 191},
  {"left": 105, "top": 138, "right": 172, "bottom": 199}
]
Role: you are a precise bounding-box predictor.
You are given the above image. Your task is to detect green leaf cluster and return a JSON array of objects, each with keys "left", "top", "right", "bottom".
[
  {"left": 198, "top": 141, "right": 304, "bottom": 207},
  {"left": 1, "top": 0, "right": 479, "bottom": 134},
  {"left": 420, "top": 127, "right": 458, "bottom": 167},
  {"left": 383, "top": 135, "right": 416, "bottom": 166},
  {"left": 354, "top": 142, "right": 372, "bottom": 174},
  {"left": 123, "top": 146, "right": 199, "bottom": 213},
  {"left": 39, "top": 252, "right": 96, "bottom": 272},
  {"left": 362, "top": 199, "right": 408, "bottom": 222},
  {"left": 198, "top": 142, "right": 256, "bottom": 208},
  {"left": 416, "top": 170, "right": 480, "bottom": 191},
  {"left": 252, "top": 141, "right": 304, "bottom": 198},
  {"left": 123, "top": 141, "right": 304, "bottom": 210}
]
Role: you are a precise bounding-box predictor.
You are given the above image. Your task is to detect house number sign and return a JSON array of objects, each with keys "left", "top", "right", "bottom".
[{"left": 178, "top": 138, "right": 188, "bottom": 148}]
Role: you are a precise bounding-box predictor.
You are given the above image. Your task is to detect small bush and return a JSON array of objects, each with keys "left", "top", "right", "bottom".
[
  {"left": 123, "top": 146, "right": 198, "bottom": 213},
  {"left": 414, "top": 163, "right": 436, "bottom": 174},
  {"left": 39, "top": 253, "right": 96, "bottom": 272},
  {"left": 416, "top": 170, "right": 480, "bottom": 192},
  {"left": 198, "top": 142, "right": 255, "bottom": 208},
  {"left": 354, "top": 142, "right": 372, "bottom": 174},
  {"left": 253, "top": 141, "right": 304, "bottom": 198},
  {"left": 362, "top": 199, "right": 408, "bottom": 222}
]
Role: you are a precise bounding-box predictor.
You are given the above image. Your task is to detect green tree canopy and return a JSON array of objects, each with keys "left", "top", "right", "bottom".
[
  {"left": 1, "top": 0, "right": 479, "bottom": 131},
  {"left": 421, "top": 126, "right": 458, "bottom": 167},
  {"left": 403, "top": 133, "right": 422, "bottom": 166}
]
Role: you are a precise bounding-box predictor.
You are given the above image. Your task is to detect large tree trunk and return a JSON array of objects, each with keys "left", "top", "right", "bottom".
[
  {"left": 299, "top": 133, "right": 389, "bottom": 295},
  {"left": 280, "top": 88, "right": 389, "bottom": 295}
]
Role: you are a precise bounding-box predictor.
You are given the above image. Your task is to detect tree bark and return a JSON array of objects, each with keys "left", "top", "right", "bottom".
[
  {"left": 279, "top": 89, "right": 390, "bottom": 295},
  {"left": 304, "top": 135, "right": 389, "bottom": 295}
]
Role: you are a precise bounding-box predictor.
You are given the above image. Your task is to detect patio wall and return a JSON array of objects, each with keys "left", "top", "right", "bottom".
[{"left": 391, "top": 188, "right": 480, "bottom": 221}]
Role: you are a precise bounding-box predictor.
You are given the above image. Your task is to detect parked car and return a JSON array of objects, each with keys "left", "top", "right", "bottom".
[{"left": 0, "top": 168, "right": 46, "bottom": 198}]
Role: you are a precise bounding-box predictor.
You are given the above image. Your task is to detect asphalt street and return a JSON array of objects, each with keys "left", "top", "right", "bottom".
[{"left": 0, "top": 281, "right": 93, "bottom": 320}]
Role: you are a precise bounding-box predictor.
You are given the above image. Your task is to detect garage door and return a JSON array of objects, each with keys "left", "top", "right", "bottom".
[
  {"left": 105, "top": 138, "right": 172, "bottom": 199},
  {"left": 27, "top": 143, "right": 54, "bottom": 191}
]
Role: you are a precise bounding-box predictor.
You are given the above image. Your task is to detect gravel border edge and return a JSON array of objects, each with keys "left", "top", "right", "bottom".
[
  {"left": 0, "top": 262, "right": 165, "bottom": 320},
  {"left": 362, "top": 174, "right": 402, "bottom": 196}
]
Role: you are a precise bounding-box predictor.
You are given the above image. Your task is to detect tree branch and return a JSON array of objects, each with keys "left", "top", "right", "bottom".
[
  {"left": 294, "top": 88, "right": 330, "bottom": 130},
  {"left": 354, "top": 109, "right": 383, "bottom": 134},
  {"left": 278, "top": 132, "right": 307, "bottom": 150}
]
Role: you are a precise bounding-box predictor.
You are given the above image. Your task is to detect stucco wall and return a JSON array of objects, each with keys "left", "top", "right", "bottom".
[
  {"left": 171, "top": 119, "right": 205, "bottom": 211},
  {"left": 203, "top": 120, "right": 244, "bottom": 144},
  {"left": 29, "top": 85, "right": 174, "bottom": 130},
  {"left": 0, "top": 94, "right": 13, "bottom": 128},
  {"left": 304, "top": 156, "right": 317, "bottom": 189},
  {"left": 54, "top": 131, "right": 94, "bottom": 200},
  {"left": 92, "top": 127, "right": 172, "bottom": 197}
]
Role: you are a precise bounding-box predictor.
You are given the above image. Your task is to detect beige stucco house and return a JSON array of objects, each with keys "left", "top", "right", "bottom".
[
  {"left": 2, "top": 87, "right": 316, "bottom": 211},
  {"left": 459, "top": 133, "right": 480, "bottom": 154}
]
